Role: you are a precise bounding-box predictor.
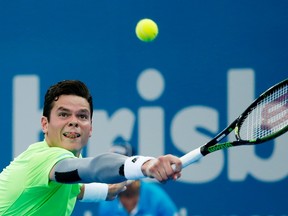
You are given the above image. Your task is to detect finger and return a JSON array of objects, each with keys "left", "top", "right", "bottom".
[
  {"left": 166, "top": 155, "right": 182, "bottom": 172},
  {"left": 172, "top": 172, "right": 181, "bottom": 181},
  {"left": 158, "top": 155, "right": 178, "bottom": 178},
  {"left": 120, "top": 186, "right": 127, "bottom": 192},
  {"left": 156, "top": 159, "right": 173, "bottom": 181},
  {"left": 172, "top": 162, "right": 182, "bottom": 172},
  {"left": 115, "top": 181, "right": 127, "bottom": 193},
  {"left": 146, "top": 161, "right": 166, "bottom": 182},
  {"left": 160, "top": 163, "right": 171, "bottom": 180},
  {"left": 126, "top": 180, "right": 134, "bottom": 185}
]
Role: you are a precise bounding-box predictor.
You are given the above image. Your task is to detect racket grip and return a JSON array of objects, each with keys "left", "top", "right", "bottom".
[
  {"left": 180, "top": 147, "right": 203, "bottom": 168},
  {"left": 172, "top": 147, "right": 203, "bottom": 170}
]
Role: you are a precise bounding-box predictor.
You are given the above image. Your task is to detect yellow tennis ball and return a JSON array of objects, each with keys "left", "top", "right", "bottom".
[{"left": 135, "top": 18, "right": 158, "bottom": 42}]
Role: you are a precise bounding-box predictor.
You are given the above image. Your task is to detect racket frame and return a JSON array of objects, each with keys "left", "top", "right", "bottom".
[{"left": 180, "top": 78, "right": 288, "bottom": 169}]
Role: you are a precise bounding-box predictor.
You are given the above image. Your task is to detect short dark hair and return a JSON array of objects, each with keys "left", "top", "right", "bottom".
[{"left": 43, "top": 80, "right": 93, "bottom": 121}]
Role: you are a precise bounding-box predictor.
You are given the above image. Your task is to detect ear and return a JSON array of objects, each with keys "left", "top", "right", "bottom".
[
  {"left": 89, "top": 121, "right": 93, "bottom": 137},
  {"left": 41, "top": 116, "right": 49, "bottom": 134}
]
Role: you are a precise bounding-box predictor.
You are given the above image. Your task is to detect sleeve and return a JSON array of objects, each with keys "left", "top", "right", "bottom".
[
  {"left": 52, "top": 152, "right": 154, "bottom": 185},
  {"left": 52, "top": 153, "right": 128, "bottom": 183},
  {"left": 28, "top": 146, "right": 76, "bottom": 186}
]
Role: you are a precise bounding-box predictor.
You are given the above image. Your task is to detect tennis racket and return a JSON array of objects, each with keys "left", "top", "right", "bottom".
[{"left": 177, "top": 78, "right": 288, "bottom": 169}]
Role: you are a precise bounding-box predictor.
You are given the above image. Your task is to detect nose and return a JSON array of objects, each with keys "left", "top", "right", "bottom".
[{"left": 68, "top": 121, "right": 79, "bottom": 127}]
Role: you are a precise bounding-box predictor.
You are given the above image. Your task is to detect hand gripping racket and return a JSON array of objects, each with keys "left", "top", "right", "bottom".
[{"left": 177, "top": 78, "right": 288, "bottom": 169}]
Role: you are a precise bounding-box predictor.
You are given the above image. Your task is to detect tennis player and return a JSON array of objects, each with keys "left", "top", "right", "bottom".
[{"left": 0, "top": 80, "right": 182, "bottom": 215}]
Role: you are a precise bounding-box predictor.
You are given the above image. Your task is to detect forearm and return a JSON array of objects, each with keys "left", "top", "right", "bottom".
[{"left": 51, "top": 152, "right": 153, "bottom": 184}]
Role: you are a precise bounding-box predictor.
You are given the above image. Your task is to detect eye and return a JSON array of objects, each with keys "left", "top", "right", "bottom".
[
  {"left": 79, "top": 114, "right": 89, "bottom": 120},
  {"left": 59, "top": 112, "right": 69, "bottom": 118}
]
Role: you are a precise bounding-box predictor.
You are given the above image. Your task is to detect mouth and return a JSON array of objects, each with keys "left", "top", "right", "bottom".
[{"left": 63, "top": 132, "right": 81, "bottom": 139}]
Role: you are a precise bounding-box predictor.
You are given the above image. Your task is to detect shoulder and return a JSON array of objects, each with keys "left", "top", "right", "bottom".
[
  {"left": 27, "top": 140, "right": 75, "bottom": 159},
  {"left": 20, "top": 140, "right": 76, "bottom": 174}
]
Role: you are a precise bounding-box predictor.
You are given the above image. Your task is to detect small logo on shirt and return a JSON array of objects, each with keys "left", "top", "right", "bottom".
[{"left": 132, "top": 157, "right": 139, "bottom": 163}]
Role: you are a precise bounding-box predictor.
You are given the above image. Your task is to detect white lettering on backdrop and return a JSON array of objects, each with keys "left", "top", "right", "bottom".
[{"left": 12, "top": 69, "right": 288, "bottom": 183}]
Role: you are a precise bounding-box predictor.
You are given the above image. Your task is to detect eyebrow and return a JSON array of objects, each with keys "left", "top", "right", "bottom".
[
  {"left": 56, "top": 107, "right": 90, "bottom": 114},
  {"left": 56, "top": 107, "right": 72, "bottom": 113}
]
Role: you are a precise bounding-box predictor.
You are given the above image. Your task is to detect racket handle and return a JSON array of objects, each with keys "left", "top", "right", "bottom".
[
  {"left": 172, "top": 147, "right": 203, "bottom": 170},
  {"left": 180, "top": 147, "right": 203, "bottom": 168}
]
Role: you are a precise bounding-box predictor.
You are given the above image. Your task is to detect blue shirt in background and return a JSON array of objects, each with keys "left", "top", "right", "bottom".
[{"left": 98, "top": 181, "right": 178, "bottom": 216}]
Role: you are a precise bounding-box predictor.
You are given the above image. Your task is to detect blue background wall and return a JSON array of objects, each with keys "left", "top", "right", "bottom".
[{"left": 0, "top": 1, "right": 288, "bottom": 215}]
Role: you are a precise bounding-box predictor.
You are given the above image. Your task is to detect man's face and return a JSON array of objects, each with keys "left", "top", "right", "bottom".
[
  {"left": 119, "top": 180, "right": 140, "bottom": 212},
  {"left": 41, "top": 94, "right": 92, "bottom": 156}
]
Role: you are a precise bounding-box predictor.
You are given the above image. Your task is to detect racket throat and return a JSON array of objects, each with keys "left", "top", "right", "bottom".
[{"left": 201, "top": 142, "right": 234, "bottom": 155}]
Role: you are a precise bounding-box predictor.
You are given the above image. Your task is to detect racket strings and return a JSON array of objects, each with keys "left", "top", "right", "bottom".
[{"left": 240, "top": 83, "right": 288, "bottom": 141}]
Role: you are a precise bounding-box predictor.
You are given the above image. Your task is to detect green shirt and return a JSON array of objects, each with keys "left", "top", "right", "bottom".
[{"left": 0, "top": 140, "right": 81, "bottom": 216}]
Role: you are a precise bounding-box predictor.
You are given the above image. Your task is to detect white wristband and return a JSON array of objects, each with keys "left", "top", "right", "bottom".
[
  {"left": 80, "top": 183, "right": 108, "bottom": 202},
  {"left": 124, "top": 156, "right": 155, "bottom": 180}
]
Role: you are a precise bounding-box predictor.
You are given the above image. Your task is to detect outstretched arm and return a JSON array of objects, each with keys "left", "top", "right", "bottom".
[{"left": 49, "top": 152, "right": 182, "bottom": 184}]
